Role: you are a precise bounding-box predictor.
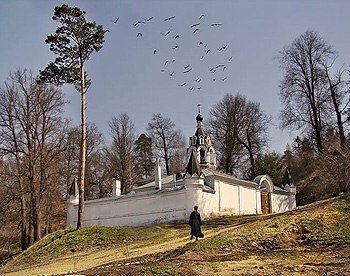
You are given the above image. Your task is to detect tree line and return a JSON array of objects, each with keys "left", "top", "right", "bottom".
[
  {"left": 0, "top": 68, "right": 276, "bottom": 251},
  {"left": 278, "top": 30, "right": 350, "bottom": 204},
  {"left": 0, "top": 4, "right": 349, "bottom": 253},
  {"left": 0, "top": 69, "right": 188, "bottom": 250}
]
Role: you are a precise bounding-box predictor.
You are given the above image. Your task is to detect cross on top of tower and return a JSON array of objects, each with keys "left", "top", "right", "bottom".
[{"left": 197, "top": 103, "right": 201, "bottom": 114}]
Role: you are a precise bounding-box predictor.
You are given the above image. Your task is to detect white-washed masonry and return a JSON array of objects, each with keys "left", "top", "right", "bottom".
[
  {"left": 67, "top": 110, "right": 296, "bottom": 227},
  {"left": 66, "top": 162, "right": 296, "bottom": 227}
]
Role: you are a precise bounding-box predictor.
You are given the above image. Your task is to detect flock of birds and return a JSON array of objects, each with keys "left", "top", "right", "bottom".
[{"left": 109, "top": 14, "right": 233, "bottom": 92}]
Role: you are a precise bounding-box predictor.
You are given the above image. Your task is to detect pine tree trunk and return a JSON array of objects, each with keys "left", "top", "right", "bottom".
[{"left": 77, "top": 60, "right": 86, "bottom": 230}]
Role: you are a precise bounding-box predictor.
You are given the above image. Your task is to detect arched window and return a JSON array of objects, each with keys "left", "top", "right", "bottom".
[
  {"left": 210, "top": 149, "right": 215, "bottom": 164},
  {"left": 192, "top": 136, "right": 197, "bottom": 145},
  {"left": 200, "top": 148, "right": 206, "bottom": 164}
]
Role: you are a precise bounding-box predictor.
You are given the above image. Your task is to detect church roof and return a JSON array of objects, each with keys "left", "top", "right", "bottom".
[
  {"left": 68, "top": 178, "right": 79, "bottom": 197},
  {"left": 203, "top": 168, "right": 259, "bottom": 188},
  {"left": 282, "top": 168, "right": 294, "bottom": 187},
  {"left": 194, "top": 125, "right": 205, "bottom": 139},
  {"left": 186, "top": 149, "right": 203, "bottom": 176}
]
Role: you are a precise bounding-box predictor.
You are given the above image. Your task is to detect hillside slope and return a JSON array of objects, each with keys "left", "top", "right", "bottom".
[{"left": 1, "top": 194, "right": 349, "bottom": 276}]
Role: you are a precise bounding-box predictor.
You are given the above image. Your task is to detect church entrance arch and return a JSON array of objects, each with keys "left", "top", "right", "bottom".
[{"left": 254, "top": 175, "right": 274, "bottom": 215}]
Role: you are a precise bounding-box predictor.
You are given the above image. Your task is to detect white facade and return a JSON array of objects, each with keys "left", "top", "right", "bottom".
[
  {"left": 67, "top": 171, "right": 296, "bottom": 227},
  {"left": 67, "top": 111, "right": 296, "bottom": 227}
]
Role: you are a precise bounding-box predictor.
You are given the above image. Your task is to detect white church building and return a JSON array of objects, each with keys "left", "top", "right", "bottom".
[{"left": 67, "top": 111, "right": 296, "bottom": 227}]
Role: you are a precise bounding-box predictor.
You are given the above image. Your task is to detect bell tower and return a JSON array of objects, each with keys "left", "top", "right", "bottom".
[{"left": 187, "top": 104, "right": 216, "bottom": 170}]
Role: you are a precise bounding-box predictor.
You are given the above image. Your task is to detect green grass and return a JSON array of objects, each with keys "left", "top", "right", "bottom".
[
  {"left": 6, "top": 224, "right": 170, "bottom": 268},
  {"left": 2, "top": 194, "right": 349, "bottom": 274},
  {"left": 181, "top": 195, "right": 350, "bottom": 257}
]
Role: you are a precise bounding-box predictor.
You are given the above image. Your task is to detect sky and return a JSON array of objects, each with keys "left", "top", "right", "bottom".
[{"left": 0, "top": 0, "right": 349, "bottom": 154}]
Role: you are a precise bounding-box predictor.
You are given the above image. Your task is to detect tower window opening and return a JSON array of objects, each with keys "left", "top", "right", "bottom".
[
  {"left": 210, "top": 149, "right": 214, "bottom": 164},
  {"left": 200, "top": 148, "right": 206, "bottom": 164}
]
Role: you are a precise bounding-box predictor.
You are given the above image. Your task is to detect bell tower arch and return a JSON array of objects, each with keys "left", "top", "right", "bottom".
[{"left": 187, "top": 104, "right": 216, "bottom": 170}]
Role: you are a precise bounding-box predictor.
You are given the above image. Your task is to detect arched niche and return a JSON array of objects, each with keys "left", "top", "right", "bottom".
[{"left": 253, "top": 175, "right": 274, "bottom": 193}]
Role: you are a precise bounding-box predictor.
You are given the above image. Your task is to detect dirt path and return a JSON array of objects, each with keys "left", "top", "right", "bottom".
[{"left": 2, "top": 215, "right": 266, "bottom": 276}]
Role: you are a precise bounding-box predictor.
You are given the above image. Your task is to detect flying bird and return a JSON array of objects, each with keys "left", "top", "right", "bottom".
[
  {"left": 190, "top": 86, "right": 194, "bottom": 91},
  {"left": 204, "top": 44, "right": 207, "bottom": 47},
  {"left": 197, "top": 87, "right": 201, "bottom": 90},
  {"left": 153, "top": 50, "right": 157, "bottom": 55},
  {"left": 105, "top": 29, "right": 110, "bottom": 33},
  {"left": 223, "top": 66, "right": 227, "bottom": 71},
  {"left": 193, "top": 28, "right": 199, "bottom": 34},
  {"left": 174, "top": 35, "right": 180, "bottom": 39},
  {"left": 183, "top": 67, "right": 192, "bottom": 73},
  {"left": 221, "top": 77, "right": 227, "bottom": 81},
  {"left": 164, "top": 60, "right": 169, "bottom": 66},
  {"left": 170, "top": 71, "right": 174, "bottom": 76},
  {"left": 199, "top": 41, "right": 203, "bottom": 45},
  {"left": 195, "top": 77, "right": 201, "bottom": 83},
  {"left": 172, "top": 59, "right": 176, "bottom": 63},
  {"left": 213, "top": 78, "right": 216, "bottom": 81},
  {"left": 191, "top": 23, "right": 200, "bottom": 28},
  {"left": 164, "top": 16, "right": 176, "bottom": 21},
  {"left": 135, "top": 21, "right": 145, "bottom": 26},
  {"left": 200, "top": 55, "right": 204, "bottom": 60},
  {"left": 112, "top": 17, "right": 119, "bottom": 24},
  {"left": 160, "top": 30, "right": 171, "bottom": 36},
  {"left": 228, "top": 56, "right": 233, "bottom": 62},
  {"left": 216, "top": 64, "right": 224, "bottom": 68},
  {"left": 184, "top": 64, "right": 191, "bottom": 69},
  {"left": 143, "top": 16, "right": 153, "bottom": 22},
  {"left": 206, "top": 49, "right": 210, "bottom": 54},
  {"left": 178, "top": 82, "right": 186, "bottom": 86},
  {"left": 199, "top": 14, "right": 205, "bottom": 20},
  {"left": 222, "top": 44, "right": 228, "bottom": 49},
  {"left": 173, "top": 45, "right": 178, "bottom": 50},
  {"left": 211, "top": 23, "right": 222, "bottom": 26},
  {"left": 137, "top": 32, "right": 142, "bottom": 37},
  {"left": 218, "top": 47, "right": 223, "bottom": 51}
]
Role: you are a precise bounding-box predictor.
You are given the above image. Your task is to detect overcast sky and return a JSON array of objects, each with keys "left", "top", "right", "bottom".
[{"left": 0, "top": 0, "right": 349, "bottom": 154}]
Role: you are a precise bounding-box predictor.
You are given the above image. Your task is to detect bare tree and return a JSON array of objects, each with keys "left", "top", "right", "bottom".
[
  {"left": 146, "top": 113, "right": 183, "bottom": 175},
  {"left": 278, "top": 30, "right": 336, "bottom": 153},
  {"left": 207, "top": 93, "right": 270, "bottom": 176},
  {"left": 107, "top": 113, "right": 136, "bottom": 194},
  {"left": 0, "top": 69, "right": 66, "bottom": 247},
  {"left": 323, "top": 64, "right": 349, "bottom": 149},
  {"left": 85, "top": 124, "right": 107, "bottom": 199},
  {"left": 63, "top": 123, "right": 107, "bottom": 199},
  {"left": 168, "top": 130, "right": 187, "bottom": 174}
]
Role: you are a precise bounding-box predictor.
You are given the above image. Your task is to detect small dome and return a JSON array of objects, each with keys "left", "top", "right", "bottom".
[{"left": 196, "top": 113, "right": 203, "bottom": 122}]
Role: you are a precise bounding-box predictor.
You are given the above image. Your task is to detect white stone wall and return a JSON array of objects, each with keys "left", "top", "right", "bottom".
[
  {"left": 67, "top": 176, "right": 293, "bottom": 228},
  {"left": 270, "top": 193, "right": 290, "bottom": 213},
  {"left": 197, "top": 180, "right": 261, "bottom": 217},
  {"left": 220, "top": 182, "right": 239, "bottom": 214},
  {"left": 67, "top": 190, "right": 187, "bottom": 227},
  {"left": 240, "top": 186, "right": 259, "bottom": 214}
]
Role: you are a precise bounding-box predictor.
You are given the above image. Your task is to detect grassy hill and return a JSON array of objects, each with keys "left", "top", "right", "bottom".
[{"left": 1, "top": 194, "right": 349, "bottom": 276}]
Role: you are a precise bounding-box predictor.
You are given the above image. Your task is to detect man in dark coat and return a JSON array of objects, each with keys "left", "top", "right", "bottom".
[{"left": 189, "top": 205, "right": 204, "bottom": 241}]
